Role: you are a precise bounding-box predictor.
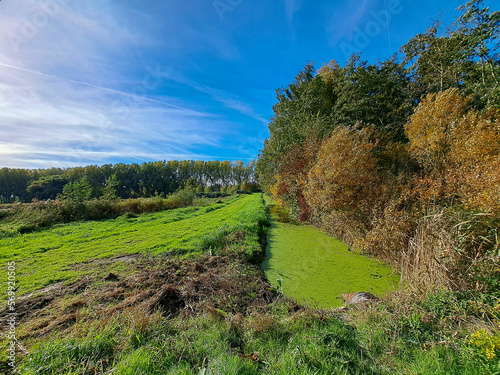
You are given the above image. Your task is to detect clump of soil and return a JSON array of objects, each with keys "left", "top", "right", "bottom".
[
  {"left": 104, "top": 272, "right": 120, "bottom": 281},
  {"left": 149, "top": 286, "right": 185, "bottom": 316},
  {"left": 0, "top": 254, "right": 281, "bottom": 340}
]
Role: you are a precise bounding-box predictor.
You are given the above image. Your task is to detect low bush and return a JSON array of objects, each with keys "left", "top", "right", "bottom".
[
  {"left": 0, "top": 189, "right": 206, "bottom": 235},
  {"left": 195, "top": 192, "right": 231, "bottom": 199}
]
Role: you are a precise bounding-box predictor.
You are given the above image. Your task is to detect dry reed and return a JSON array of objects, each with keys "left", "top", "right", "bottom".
[{"left": 399, "top": 209, "right": 464, "bottom": 294}]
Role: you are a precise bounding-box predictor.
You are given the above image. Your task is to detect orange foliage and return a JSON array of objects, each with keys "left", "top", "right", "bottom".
[
  {"left": 269, "top": 173, "right": 286, "bottom": 207},
  {"left": 460, "top": 156, "right": 500, "bottom": 212},
  {"left": 449, "top": 107, "right": 500, "bottom": 211},
  {"left": 305, "top": 126, "right": 380, "bottom": 218},
  {"left": 406, "top": 89, "right": 500, "bottom": 211},
  {"left": 405, "top": 88, "right": 469, "bottom": 173},
  {"left": 269, "top": 142, "right": 320, "bottom": 221}
]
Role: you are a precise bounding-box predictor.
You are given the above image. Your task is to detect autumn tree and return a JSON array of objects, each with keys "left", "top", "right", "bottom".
[
  {"left": 304, "top": 126, "right": 380, "bottom": 223},
  {"left": 405, "top": 88, "right": 500, "bottom": 210},
  {"left": 269, "top": 141, "right": 320, "bottom": 221},
  {"left": 257, "top": 63, "right": 337, "bottom": 195},
  {"left": 405, "top": 88, "right": 469, "bottom": 173},
  {"left": 449, "top": 107, "right": 500, "bottom": 212}
]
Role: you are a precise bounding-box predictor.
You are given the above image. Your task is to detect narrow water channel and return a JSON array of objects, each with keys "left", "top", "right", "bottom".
[{"left": 262, "top": 201, "right": 399, "bottom": 308}]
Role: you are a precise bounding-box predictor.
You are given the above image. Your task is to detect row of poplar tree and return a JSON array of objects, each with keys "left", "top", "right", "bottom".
[{"left": 0, "top": 160, "right": 257, "bottom": 203}]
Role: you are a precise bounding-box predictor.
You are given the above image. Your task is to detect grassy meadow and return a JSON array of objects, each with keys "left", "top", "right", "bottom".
[{"left": 1, "top": 194, "right": 263, "bottom": 298}]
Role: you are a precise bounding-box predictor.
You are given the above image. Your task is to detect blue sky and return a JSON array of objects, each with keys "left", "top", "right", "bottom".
[{"left": 0, "top": 0, "right": 492, "bottom": 169}]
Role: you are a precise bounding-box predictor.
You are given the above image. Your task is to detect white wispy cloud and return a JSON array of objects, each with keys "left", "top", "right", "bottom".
[
  {"left": 188, "top": 82, "right": 269, "bottom": 126},
  {"left": 283, "top": 0, "right": 302, "bottom": 31},
  {"left": 0, "top": 61, "right": 232, "bottom": 168},
  {"left": 0, "top": 1, "right": 134, "bottom": 76},
  {"left": 0, "top": 0, "right": 288, "bottom": 171},
  {"left": 0, "top": 0, "right": 259, "bottom": 168}
]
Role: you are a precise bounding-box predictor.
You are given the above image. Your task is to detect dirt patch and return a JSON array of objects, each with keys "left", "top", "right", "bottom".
[
  {"left": 1, "top": 254, "right": 282, "bottom": 340},
  {"left": 233, "top": 231, "right": 245, "bottom": 242},
  {"left": 104, "top": 272, "right": 120, "bottom": 281},
  {"left": 17, "top": 281, "right": 65, "bottom": 301},
  {"left": 149, "top": 286, "right": 185, "bottom": 316},
  {"left": 13, "top": 295, "right": 54, "bottom": 322},
  {"left": 72, "top": 254, "right": 140, "bottom": 270}
]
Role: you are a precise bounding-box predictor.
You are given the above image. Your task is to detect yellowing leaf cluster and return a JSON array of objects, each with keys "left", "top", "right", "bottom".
[
  {"left": 406, "top": 89, "right": 500, "bottom": 211},
  {"left": 305, "top": 126, "right": 379, "bottom": 216}
]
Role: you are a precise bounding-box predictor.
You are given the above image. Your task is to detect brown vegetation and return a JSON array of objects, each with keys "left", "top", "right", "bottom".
[
  {"left": 267, "top": 89, "right": 500, "bottom": 295},
  {"left": 1, "top": 254, "right": 282, "bottom": 341}
]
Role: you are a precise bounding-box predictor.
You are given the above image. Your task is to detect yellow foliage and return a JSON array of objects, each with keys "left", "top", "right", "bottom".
[
  {"left": 269, "top": 174, "right": 285, "bottom": 207},
  {"left": 405, "top": 88, "right": 469, "bottom": 172},
  {"left": 460, "top": 157, "right": 500, "bottom": 212},
  {"left": 305, "top": 126, "right": 379, "bottom": 216},
  {"left": 317, "top": 59, "right": 342, "bottom": 89},
  {"left": 449, "top": 108, "right": 500, "bottom": 211},
  {"left": 447, "top": 108, "right": 500, "bottom": 168},
  {"left": 406, "top": 89, "right": 500, "bottom": 211}
]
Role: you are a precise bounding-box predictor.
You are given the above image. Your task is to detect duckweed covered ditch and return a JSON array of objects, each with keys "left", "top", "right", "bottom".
[{"left": 262, "top": 201, "right": 399, "bottom": 308}]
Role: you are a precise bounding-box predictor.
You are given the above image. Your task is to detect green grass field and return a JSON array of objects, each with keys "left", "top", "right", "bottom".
[{"left": 1, "top": 194, "right": 265, "bottom": 298}]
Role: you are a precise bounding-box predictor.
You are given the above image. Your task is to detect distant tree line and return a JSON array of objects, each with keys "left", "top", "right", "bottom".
[
  {"left": 256, "top": 0, "right": 500, "bottom": 293},
  {"left": 0, "top": 160, "right": 258, "bottom": 203}
]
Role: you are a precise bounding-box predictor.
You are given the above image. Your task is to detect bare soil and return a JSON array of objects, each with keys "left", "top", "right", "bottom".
[{"left": 1, "top": 254, "right": 282, "bottom": 340}]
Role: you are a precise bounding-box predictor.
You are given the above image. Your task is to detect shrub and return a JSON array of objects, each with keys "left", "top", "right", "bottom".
[
  {"left": 170, "top": 189, "right": 195, "bottom": 207},
  {"left": 405, "top": 89, "right": 500, "bottom": 211},
  {"left": 27, "top": 175, "right": 68, "bottom": 201},
  {"left": 3, "top": 189, "right": 205, "bottom": 234},
  {"left": 405, "top": 89, "right": 469, "bottom": 174},
  {"left": 103, "top": 174, "right": 119, "bottom": 201},
  {"left": 304, "top": 126, "right": 380, "bottom": 233},
  {"left": 399, "top": 208, "right": 468, "bottom": 294},
  {"left": 60, "top": 177, "right": 93, "bottom": 203},
  {"left": 468, "top": 329, "right": 500, "bottom": 360},
  {"left": 269, "top": 141, "right": 320, "bottom": 222},
  {"left": 360, "top": 202, "right": 416, "bottom": 261}
]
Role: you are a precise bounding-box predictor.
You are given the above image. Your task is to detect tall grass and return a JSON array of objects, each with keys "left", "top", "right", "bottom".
[
  {"left": 393, "top": 206, "right": 500, "bottom": 296},
  {"left": 20, "top": 296, "right": 498, "bottom": 374},
  {"left": 197, "top": 193, "right": 270, "bottom": 262},
  {"left": 0, "top": 189, "right": 198, "bottom": 235},
  {"left": 399, "top": 209, "right": 461, "bottom": 294},
  {"left": 20, "top": 306, "right": 382, "bottom": 375},
  {"left": 348, "top": 288, "right": 500, "bottom": 375}
]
